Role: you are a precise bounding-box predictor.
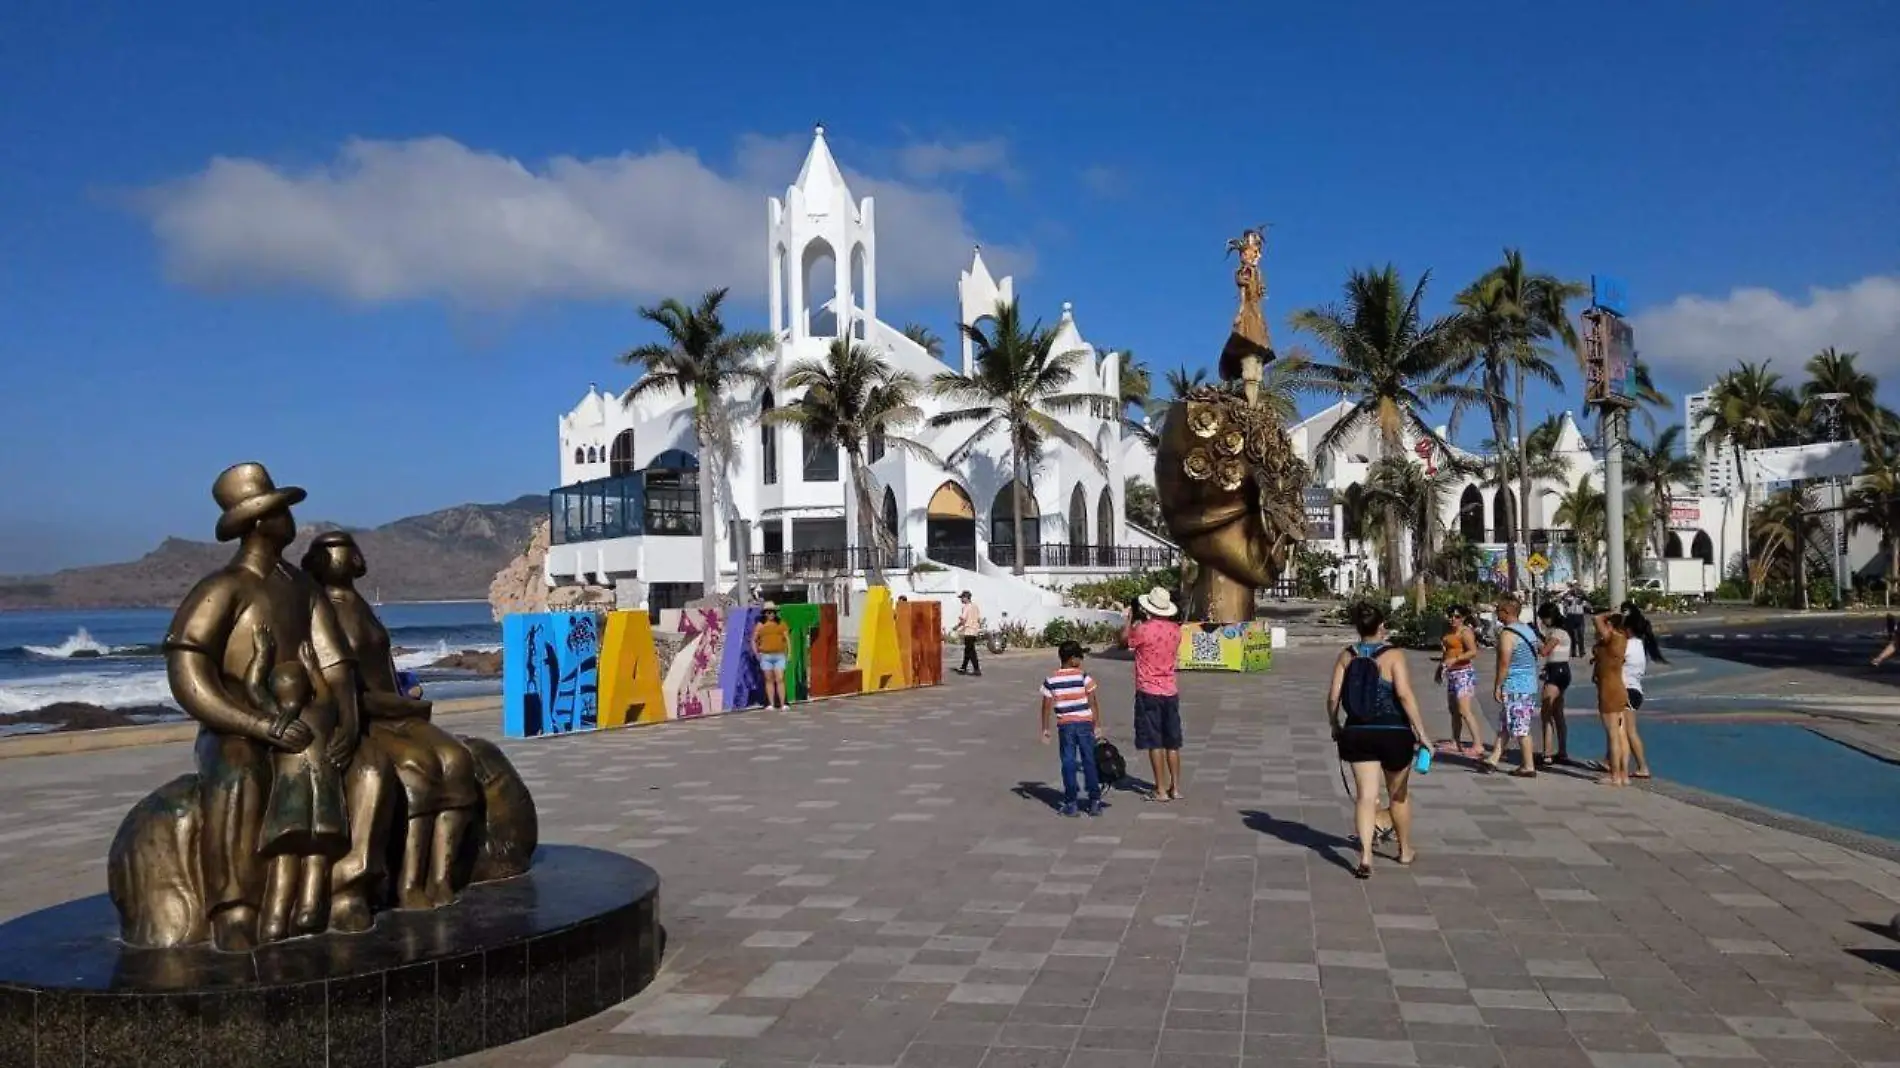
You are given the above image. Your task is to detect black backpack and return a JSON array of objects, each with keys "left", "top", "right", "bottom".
[
  {"left": 1341, "top": 644, "right": 1399, "bottom": 727},
  {"left": 1095, "top": 737, "right": 1127, "bottom": 784}
]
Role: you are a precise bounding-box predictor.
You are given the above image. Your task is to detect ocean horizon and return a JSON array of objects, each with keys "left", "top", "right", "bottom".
[{"left": 0, "top": 602, "right": 504, "bottom": 734}]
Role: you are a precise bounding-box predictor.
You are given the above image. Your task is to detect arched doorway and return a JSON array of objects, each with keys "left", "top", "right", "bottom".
[
  {"left": 990, "top": 481, "right": 1041, "bottom": 568},
  {"left": 1097, "top": 485, "right": 1115, "bottom": 565},
  {"left": 609, "top": 429, "right": 636, "bottom": 476},
  {"left": 925, "top": 481, "right": 977, "bottom": 570},
  {"left": 1458, "top": 485, "right": 1485, "bottom": 542},
  {"left": 1068, "top": 484, "right": 1089, "bottom": 559},
  {"left": 1691, "top": 530, "right": 1715, "bottom": 564},
  {"left": 1665, "top": 531, "right": 1684, "bottom": 558},
  {"left": 1492, "top": 487, "right": 1516, "bottom": 544}
]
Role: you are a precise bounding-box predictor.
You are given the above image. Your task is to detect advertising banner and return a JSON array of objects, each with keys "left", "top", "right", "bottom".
[
  {"left": 1177, "top": 622, "right": 1275, "bottom": 673},
  {"left": 1302, "top": 486, "right": 1335, "bottom": 541}
]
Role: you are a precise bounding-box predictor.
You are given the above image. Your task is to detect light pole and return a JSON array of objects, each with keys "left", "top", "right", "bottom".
[{"left": 1817, "top": 393, "right": 1849, "bottom": 608}]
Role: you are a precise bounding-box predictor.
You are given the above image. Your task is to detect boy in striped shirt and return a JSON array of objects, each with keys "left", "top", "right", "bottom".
[{"left": 1040, "top": 640, "right": 1105, "bottom": 817}]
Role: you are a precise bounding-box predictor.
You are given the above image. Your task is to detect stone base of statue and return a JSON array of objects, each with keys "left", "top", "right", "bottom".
[{"left": 0, "top": 844, "right": 661, "bottom": 1068}]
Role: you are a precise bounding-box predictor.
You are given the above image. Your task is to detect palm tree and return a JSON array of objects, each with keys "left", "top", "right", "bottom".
[
  {"left": 1123, "top": 476, "right": 1162, "bottom": 531},
  {"left": 1293, "top": 265, "right": 1477, "bottom": 590},
  {"left": 763, "top": 337, "right": 939, "bottom": 586},
  {"left": 1552, "top": 474, "right": 1608, "bottom": 585},
  {"left": 1364, "top": 456, "right": 1461, "bottom": 607},
  {"left": 1624, "top": 424, "right": 1701, "bottom": 591},
  {"left": 1698, "top": 361, "right": 1798, "bottom": 594},
  {"left": 1132, "top": 365, "right": 1210, "bottom": 449},
  {"left": 901, "top": 323, "right": 945, "bottom": 362},
  {"left": 930, "top": 299, "right": 1112, "bottom": 574},
  {"left": 1454, "top": 249, "right": 1586, "bottom": 591},
  {"left": 620, "top": 288, "right": 774, "bottom": 596},
  {"left": 1751, "top": 487, "right": 1824, "bottom": 594},
  {"left": 1848, "top": 450, "right": 1900, "bottom": 606},
  {"left": 1800, "top": 347, "right": 1892, "bottom": 452},
  {"left": 1630, "top": 357, "right": 1673, "bottom": 433}
]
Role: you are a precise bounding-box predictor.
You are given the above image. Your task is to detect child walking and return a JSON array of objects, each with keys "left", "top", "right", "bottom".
[{"left": 1040, "top": 640, "right": 1104, "bottom": 817}]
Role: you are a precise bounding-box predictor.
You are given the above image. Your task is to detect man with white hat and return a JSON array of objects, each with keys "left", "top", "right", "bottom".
[{"left": 1124, "top": 586, "right": 1186, "bottom": 801}]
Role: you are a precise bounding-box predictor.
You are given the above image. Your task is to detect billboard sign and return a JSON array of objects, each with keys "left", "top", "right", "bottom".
[
  {"left": 1302, "top": 486, "right": 1336, "bottom": 541},
  {"left": 1591, "top": 274, "right": 1629, "bottom": 318},
  {"left": 1744, "top": 441, "right": 1865, "bottom": 483},
  {"left": 1583, "top": 309, "right": 1638, "bottom": 409},
  {"left": 1669, "top": 503, "right": 1701, "bottom": 528}
]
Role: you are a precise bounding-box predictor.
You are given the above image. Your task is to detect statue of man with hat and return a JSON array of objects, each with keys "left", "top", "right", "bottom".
[{"left": 161, "top": 462, "right": 364, "bottom": 949}]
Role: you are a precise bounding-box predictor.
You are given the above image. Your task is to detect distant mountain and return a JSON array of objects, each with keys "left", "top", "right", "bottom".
[{"left": 0, "top": 495, "right": 546, "bottom": 611}]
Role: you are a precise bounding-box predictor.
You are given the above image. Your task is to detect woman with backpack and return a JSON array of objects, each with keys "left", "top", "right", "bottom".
[{"left": 1328, "top": 601, "right": 1435, "bottom": 879}]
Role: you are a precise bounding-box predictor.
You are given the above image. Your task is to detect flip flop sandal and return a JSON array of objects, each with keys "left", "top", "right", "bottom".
[
  {"left": 1509, "top": 768, "right": 1538, "bottom": 779},
  {"left": 1145, "top": 791, "right": 1170, "bottom": 803},
  {"left": 1353, "top": 863, "right": 1372, "bottom": 880}
]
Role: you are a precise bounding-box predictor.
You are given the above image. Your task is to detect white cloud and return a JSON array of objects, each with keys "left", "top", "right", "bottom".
[
  {"left": 895, "top": 138, "right": 1016, "bottom": 182},
  {"left": 135, "top": 133, "right": 1032, "bottom": 307},
  {"left": 1634, "top": 275, "right": 1900, "bottom": 385}
]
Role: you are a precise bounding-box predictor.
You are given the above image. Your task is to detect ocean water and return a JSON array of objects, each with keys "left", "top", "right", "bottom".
[{"left": 0, "top": 602, "right": 503, "bottom": 729}]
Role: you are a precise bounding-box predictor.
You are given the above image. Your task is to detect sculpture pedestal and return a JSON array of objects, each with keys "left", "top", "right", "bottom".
[
  {"left": 1189, "top": 565, "right": 1256, "bottom": 625},
  {"left": 0, "top": 845, "right": 659, "bottom": 1068}
]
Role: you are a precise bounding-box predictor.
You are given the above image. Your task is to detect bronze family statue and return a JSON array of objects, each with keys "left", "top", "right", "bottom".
[
  {"left": 108, "top": 463, "right": 537, "bottom": 951},
  {"left": 1155, "top": 227, "right": 1308, "bottom": 623}
]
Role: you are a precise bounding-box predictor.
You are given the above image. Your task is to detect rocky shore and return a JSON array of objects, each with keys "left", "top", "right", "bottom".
[
  {"left": 428, "top": 649, "right": 502, "bottom": 675},
  {"left": 2, "top": 702, "right": 185, "bottom": 734}
]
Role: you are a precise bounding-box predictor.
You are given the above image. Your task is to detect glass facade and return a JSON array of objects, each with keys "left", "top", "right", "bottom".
[{"left": 548, "top": 467, "right": 702, "bottom": 545}]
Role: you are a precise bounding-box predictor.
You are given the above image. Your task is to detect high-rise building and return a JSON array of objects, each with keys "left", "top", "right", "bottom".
[{"left": 1684, "top": 389, "right": 1739, "bottom": 495}]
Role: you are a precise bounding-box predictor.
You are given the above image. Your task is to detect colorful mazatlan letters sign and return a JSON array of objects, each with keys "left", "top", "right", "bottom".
[
  {"left": 502, "top": 589, "right": 944, "bottom": 738},
  {"left": 1176, "top": 621, "right": 1274, "bottom": 673}
]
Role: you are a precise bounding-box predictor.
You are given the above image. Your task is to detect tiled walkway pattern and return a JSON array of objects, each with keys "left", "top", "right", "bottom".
[{"left": 2, "top": 648, "right": 1898, "bottom": 1067}]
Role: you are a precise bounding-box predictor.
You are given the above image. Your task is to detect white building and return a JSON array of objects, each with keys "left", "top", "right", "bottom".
[
  {"left": 544, "top": 126, "right": 1174, "bottom": 625},
  {"left": 1290, "top": 401, "right": 1749, "bottom": 596},
  {"left": 1684, "top": 389, "right": 1740, "bottom": 496}
]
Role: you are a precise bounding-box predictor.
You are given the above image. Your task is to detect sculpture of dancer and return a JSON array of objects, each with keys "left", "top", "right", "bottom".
[
  {"left": 303, "top": 531, "right": 480, "bottom": 910},
  {"left": 1221, "top": 226, "right": 1275, "bottom": 406},
  {"left": 158, "top": 463, "right": 365, "bottom": 950}
]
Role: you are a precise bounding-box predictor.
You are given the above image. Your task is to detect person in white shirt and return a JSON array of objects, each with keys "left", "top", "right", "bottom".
[
  {"left": 1617, "top": 603, "right": 1663, "bottom": 779},
  {"left": 1534, "top": 602, "right": 1573, "bottom": 767},
  {"left": 955, "top": 591, "right": 984, "bottom": 676}
]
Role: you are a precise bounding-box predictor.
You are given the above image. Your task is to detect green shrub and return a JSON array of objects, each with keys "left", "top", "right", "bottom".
[{"left": 1063, "top": 567, "right": 1182, "bottom": 611}]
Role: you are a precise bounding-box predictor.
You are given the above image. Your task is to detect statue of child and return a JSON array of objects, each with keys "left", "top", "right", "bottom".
[{"left": 245, "top": 625, "right": 349, "bottom": 942}]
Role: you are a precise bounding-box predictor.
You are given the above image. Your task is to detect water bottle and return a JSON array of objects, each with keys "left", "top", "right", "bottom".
[{"left": 1413, "top": 745, "right": 1434, "bottom": 775}]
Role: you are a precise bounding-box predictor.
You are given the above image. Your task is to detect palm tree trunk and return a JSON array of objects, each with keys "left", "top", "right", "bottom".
[
  {"left": 695, "top": 405, "right": 720, "bottom": 600},
  {"left": 1011, "top": 458, "right": 1028, "bottom": 576},
  {"left": 1488, "top": 394, "right": 1520, "bottom": 593},
  {"left": 848, "top": 447, "right": 885, "bottom": 587},
  {"left": 1379, "top": 426, "right": 1405, "bottom": 592},
  {"left": 1513, "top": 363, "right": 1531, "bottom": 595},
  {"left": 1887, "top": 533, "right": 1895, "bottom": 608}
]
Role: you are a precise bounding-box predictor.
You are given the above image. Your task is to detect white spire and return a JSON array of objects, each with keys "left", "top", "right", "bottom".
[
  {"left": 968, "top": 244, "right": 995, "bottom": 288},
  {"left": 795, "top": 123, "right": 853, "bottom": 209}
]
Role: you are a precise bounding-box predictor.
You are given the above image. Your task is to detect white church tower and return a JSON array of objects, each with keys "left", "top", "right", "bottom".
[
  {"left": 957, "top": 245, "right": 1014, "bottom": 375},
  {"left": 768, "top": 125, "right": 877, "bottom": 354}
]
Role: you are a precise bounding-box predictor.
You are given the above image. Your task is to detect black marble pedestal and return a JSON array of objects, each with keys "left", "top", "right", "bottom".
[{"left": 0, "top": 845, "right": 660, "bottom": 1068}]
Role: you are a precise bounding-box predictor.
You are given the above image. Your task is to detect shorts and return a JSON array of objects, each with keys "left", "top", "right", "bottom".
[
  {"left": 1133, "top": 691, "right": 1183, "bottom": 750},
  {"left": 1543, "top": 663, "right": 1572, "bottom": 692},
  {"left": 759, "top": 653, "right": 788, "bottom": 672},
  {"left": 1500, "top": 692, "right": 1537, "bottom": 738},
  {"left": 1628, "top": 689, "right": 1645, "bottom": 711},
  {"left": 1337, "top": 727, "right": 1414, "bottom": 772},
  {"left": 1446, "top": 665, "right": 1476, "bottom": 699}
]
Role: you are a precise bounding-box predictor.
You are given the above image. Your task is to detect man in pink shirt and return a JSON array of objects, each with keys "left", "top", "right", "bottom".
[{"left": 1124, "top": 587, "right": 1185, "bottom": 801}]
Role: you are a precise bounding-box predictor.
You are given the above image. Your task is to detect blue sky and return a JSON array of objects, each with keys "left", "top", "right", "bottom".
[{"left": 2, "top": 1, "right": 1896, "bottom": 573}]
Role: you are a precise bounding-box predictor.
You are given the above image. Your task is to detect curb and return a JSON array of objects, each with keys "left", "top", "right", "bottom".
[{"left": 0, "top": 698, "right": 500, "bottom": 762}]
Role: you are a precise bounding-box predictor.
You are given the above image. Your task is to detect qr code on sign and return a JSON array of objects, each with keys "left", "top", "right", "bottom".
[{"left": 1189, "top": 630, "right": 1223, "bottom": 663}]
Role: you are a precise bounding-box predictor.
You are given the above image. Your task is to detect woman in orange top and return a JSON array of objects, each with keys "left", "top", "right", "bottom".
[
  {"left": 1591, "top": 611, "right": 1632, "bottom": 786},
  {"left": 1431, "top": 606, "right": 1487, "bottom": 758},
  {"left": 753, "top": 602, "right": 792, "bottom": 710}
]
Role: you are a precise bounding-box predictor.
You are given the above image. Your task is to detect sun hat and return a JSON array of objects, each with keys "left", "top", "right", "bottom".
[
  {"left": 1136, "top": 587, "right": 1179, "bottom": 618},
  {"left": 762, "top": 600, "right": 778, "bottom": 611},
  {"left": 212, "top": 462, "right": 306, "bottom": 542}
]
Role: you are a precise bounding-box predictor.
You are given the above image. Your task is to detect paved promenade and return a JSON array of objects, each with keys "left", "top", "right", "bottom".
[{"left": 4, "top": 648, "right": 1900, "bottom": 1067}]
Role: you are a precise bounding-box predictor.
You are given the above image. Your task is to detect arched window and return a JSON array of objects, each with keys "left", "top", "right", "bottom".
[
  {"left": 609, "top": 430, "right": 636, "bottom": 476},
  {"left": 1068, "top": 484, "right": 1089, "bottom": 556},
  {"left": 881, "top": 487, "right": 899, "bottom": 548},
  {"left": 1458, "top": 485, "right": 1486, "bottom": 542},
  {"left": 990, "top": 481, "right": 1041, "bottom": 567},
  {"left": 1691, "top": 530, "right": 1715, "bottom": 564},
  {"left": 802, "top": 426, "right": 839, "bottom": 482},
  {"left": 573, "top": 447, "right": 585, "bottom": 466},
  {"left": 804, "top": 238, "right": 838, "bottom": 339},
  {"left": 850, "top": 244, "right": 868, "bottom": 340},
  {"left": 1664, "top": 531, "right": 1684, "bottom": 558},
  {"left": 760, "top": 389, "right": 778, "bottom": 485},
  {"left": 1097, "top": 485, "right": 1115, "bottom": 565},
  {"left": 925, "top": 481, "right": 977, "bottom": 570},
  {"left": 1492, "top": 487, "right": 1516, "bottom": 543}
]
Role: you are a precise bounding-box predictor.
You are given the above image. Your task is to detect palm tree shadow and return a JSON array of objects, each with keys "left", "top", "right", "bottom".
[{"left": 1239, "top": 808, "right": 1358, "bottom": 875}]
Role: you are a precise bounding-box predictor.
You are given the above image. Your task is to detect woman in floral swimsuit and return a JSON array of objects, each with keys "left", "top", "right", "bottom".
[{"left": 1433, "top": 605, "right": 1487, "bottom": 758}]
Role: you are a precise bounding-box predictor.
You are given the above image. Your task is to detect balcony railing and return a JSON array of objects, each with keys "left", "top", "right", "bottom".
[
  {"left": 746, "top": 546, "right": 915, "bottom": 578},
  {"left": 987, "top": 543, "right": 1182, "bottom": 570}
]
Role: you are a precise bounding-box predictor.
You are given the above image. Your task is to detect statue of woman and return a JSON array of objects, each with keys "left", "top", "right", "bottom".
[{"left": 303, "top": 532, "right": 480, "bottom": 910}]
